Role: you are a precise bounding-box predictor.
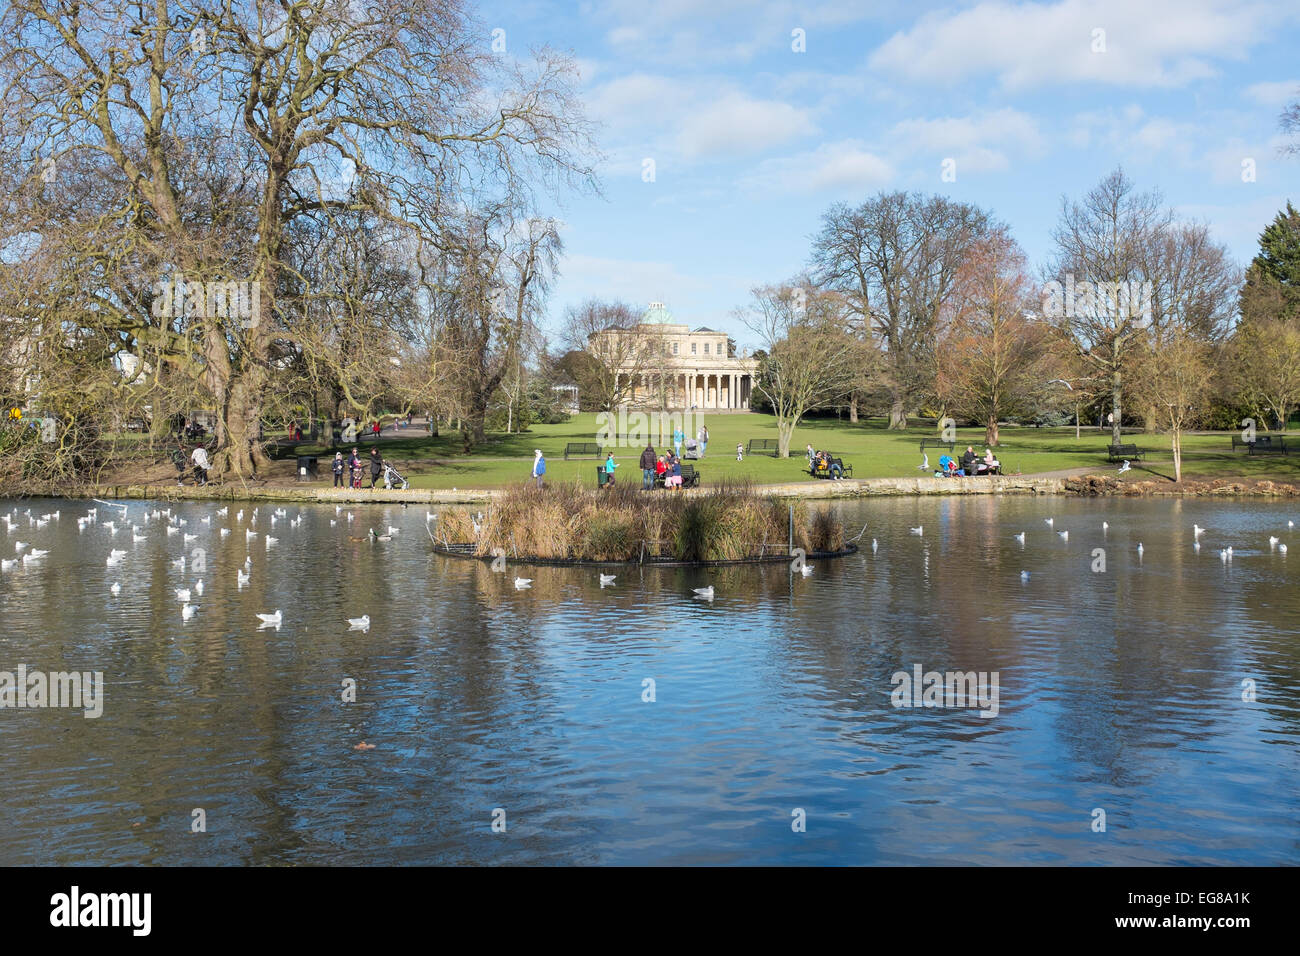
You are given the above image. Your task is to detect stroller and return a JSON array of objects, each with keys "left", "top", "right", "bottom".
[
  {"left": 682, "top": 438, "right": 703, "bottom": 460},
  {"left": 383, "top": 462, "right": 408, "bottom": 490}
]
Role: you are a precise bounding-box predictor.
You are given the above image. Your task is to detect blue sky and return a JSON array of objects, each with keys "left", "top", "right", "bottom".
[{"left": 479, "top": 0, "right": 1299, "bottom": 349}]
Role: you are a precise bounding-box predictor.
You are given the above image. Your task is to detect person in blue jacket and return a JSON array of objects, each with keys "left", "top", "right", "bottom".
[
  {"left": 532, "top": 449, "right": 546, "bottom": 488},
  {"left": 673, "top": 425, "right": 684, "bottom": 458},
  {"left": 603, "top": 451, "right": 618, "bottom": 486}
]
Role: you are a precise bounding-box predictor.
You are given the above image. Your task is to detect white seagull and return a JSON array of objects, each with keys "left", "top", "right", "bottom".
[
  {"left": 910, "top": 526, "right": 923, "bottom": 536},
  {"left": 917, "top": 452, "right": 930, "bottom": 472},
  {"left": 1117, "top": 460, "right": 1131, "bottom": 474},
  {"left": 181, "top": 603, "right": 197, "bottom": 620},
  {"left": 347, "top": 615, "right": 371, "bottom": 631},
  {"left": 513, "top": 577, "right": 533, "bottom": 590},
  {"left": 110, "top": 582, "right": 121, "bottom": 595},
  {"left": 236, "top": 569, "right": 250, "bottom": 587},
  {"left": 1043, "top": 518, "right": 1054, "bottom": 528},
  {"left": 256, "top": 610, "right": 283, "bottom": 628},
  {"left": 692, "top": 585, "right": 715, "bottom": 601},
  {"left": 1013, "top": 532, "right": 1026, "bottom": 544},
  {"left": 176, "top": 588, "right": 191, "bottom": 602},
  {"left": 1057, "top": 530, "right": 1069, "bottom": 542},
  {"left": 599, "top": 574, "right": 616, "bottom": 587}
]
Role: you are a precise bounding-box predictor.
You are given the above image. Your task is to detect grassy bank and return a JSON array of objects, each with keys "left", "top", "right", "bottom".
[
  {"left": 85, "top": 412, "right": 1300, "bottom": 492},
  {"left": 435, "top": 481, "right": 846, "bottom": 562}
]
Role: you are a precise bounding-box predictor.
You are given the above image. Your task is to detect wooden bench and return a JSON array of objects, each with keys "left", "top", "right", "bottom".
[
  {"left": 810, "top": 454, "right": 853, "bottom": 479},
  {"left": 564, "top": 442, "right": 603, "bottom": 460},
  {"left": 1230, "top": 435, "right": 1253, "bottom": 452},
  {"left": 654, "top": 463, "right": 701, "bottom": 488},
  {"left": 1250, "top": 435, "right": 1289, "bottom": 455},
  {"left": 919, "top": 438, "right": 955, "bottom": 452},
  {"left": 1106, "top": 443, "right": 1144, "bottom": 462},
  {"left": 747, "top": 438, "right": 780, "bottom": 457}
]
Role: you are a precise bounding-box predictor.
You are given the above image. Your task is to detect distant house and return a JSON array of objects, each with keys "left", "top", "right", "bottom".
[{"left": 587, "top": 302, "right": 757, "bottom": 410}]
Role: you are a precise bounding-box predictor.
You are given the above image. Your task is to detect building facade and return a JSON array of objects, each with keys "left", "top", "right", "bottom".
[{"left": 592, "top": 302, "right": 758, "bottom": 411}]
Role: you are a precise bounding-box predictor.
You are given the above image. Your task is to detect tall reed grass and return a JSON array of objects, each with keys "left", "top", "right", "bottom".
[{"left": 436, "top": 481, "right": 845, "bottom": 563}]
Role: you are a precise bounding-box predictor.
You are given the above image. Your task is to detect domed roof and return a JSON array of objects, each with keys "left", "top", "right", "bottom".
[{"left": 643, "top": 301, "right": 673, "bottom": 324}]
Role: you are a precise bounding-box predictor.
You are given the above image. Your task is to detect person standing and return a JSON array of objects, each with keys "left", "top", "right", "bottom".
[
  {"left": 332, "top": 452, "right": 345, "bottom": 487},
  {"left": 348, "top": 447, "right": 362, "bottom": 488},
  {"left": 673, "top": 425, "right": 684, "bottom": 459},
  {"left": 532, "top": 449, "right": 546, "bottom": 489},
  {"left": 190, "top": 445, "right": 211, "bottom": 486},
  {"left": 698, "top": 424, "right": 708, "bottom": 457},
  {"left": 603, "top": 451, "right": 618, "bottom": 487},
  {"left": 369, "top": 447, "right": 383, "bottom": 488},
  {"left": 639, "top": 442, "right": 657, "bottom": 490}
]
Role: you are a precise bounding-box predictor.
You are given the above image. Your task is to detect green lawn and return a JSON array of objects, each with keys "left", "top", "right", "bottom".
[{"left": 267, "top": 413, "right": 1300, "bottom": 489}]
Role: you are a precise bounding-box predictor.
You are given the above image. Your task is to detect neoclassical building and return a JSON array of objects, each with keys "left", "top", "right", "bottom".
[{"left": 591, "top": 302, "right": 758, "bottom": 411}]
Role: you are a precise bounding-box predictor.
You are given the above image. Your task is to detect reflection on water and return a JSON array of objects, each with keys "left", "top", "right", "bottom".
[{"left": 1, "top": 495, "right": 1298, "bottom": 865}]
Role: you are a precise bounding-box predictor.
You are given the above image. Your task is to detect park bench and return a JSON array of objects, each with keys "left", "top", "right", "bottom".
[
  {"left": 653, "top": 463, "right": 701, "bottom": 489},
  {"left": 564, "top": 441, "right": 603, "bottom": 460},
  {"left": 919, "top": 438, "right": 955, "bottom": 453},
  {"left": 1106, "top": 443, "right": 1144, "bottom": 462},
  {"left": 1249, "top": 435, "right": 1289, "bottom": 455},
  {"left": 747, "top": 438, "right": 780, "bottom": 457},
  {"left": 1230, "top": 435, "right": 1253, "bottom": 452},
  {"left": 810, "top": 454, "right": 853, "bottom": 479}
]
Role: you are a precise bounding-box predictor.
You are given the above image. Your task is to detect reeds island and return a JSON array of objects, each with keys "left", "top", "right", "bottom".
[{"left": 436, "top": 481, "right": 847, "bottom": 563}]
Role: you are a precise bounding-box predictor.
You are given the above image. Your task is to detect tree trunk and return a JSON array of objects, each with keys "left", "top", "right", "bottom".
[
  {"left": 985, "top": 416, "right": 999, "bottom": 447},
  {"left": 848, "top": 395, "right": 859, "bottom": 423},
  {"left": 777, "top": 419, "right": 794, "bottom": 458},
  {"left": 1111, "top": 368, "right": 1123, "bottom": 446},
  {"left": 1172, "top": 429, "right": 1182, "bottom": 482},
  {"left": 888, "top": 397, "right": 908, "bottom": 430}
]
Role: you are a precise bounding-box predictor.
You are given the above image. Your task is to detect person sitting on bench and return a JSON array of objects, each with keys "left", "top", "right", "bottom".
[{"left": 961, "top": 446, "right": 977, "bottom": 475}]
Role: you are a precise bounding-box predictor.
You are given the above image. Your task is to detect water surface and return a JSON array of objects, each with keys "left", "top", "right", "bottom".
[{"left": 1, "top": 495, "right": 1297, "bottom": 865}]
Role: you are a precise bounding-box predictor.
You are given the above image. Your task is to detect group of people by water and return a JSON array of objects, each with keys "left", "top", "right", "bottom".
[
  {"left": 332, "top": 447, "right": 401, "bottom": 489},
  {"left": 938, "top": 446, "right": 1001, "bottom": 477}
]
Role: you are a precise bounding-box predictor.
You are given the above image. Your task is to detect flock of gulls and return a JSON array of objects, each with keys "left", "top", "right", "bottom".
[
  {"left": 3, "top": 501, "right": 1295, "bottom": 615},
  {"left": 0, "top": 501, "right": 420, "bottom": 632}
]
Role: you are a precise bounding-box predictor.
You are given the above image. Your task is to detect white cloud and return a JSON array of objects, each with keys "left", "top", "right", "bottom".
[
  {"left": 888, "top": 108, "right": 1045, "bottom": 172},
  {"left": 737, "top": 140, "right": 894, "bottom": 194},
  {"left": 869, "top": 0, "right": 1276, "bottom": 90},
  {"left": 677, "top": 93, "right": 818, "bottom": 158},
  {"left": 1244, "top": 80, "right": 1300, "bottom": 107}
]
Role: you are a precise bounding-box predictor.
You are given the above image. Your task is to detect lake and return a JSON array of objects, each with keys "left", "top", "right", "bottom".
[{"left": 1, "top": 494, "right": 1297, "bottom": 865}]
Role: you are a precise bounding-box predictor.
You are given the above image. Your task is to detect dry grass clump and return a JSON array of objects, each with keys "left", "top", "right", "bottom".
[{"left": 437, "top": 480, "right": 843, "bottom": 562}]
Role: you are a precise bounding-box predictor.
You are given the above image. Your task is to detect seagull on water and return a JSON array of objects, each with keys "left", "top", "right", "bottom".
[
  {"left": 799, "top": 563, "right": 815, "bottom": 576},
  {"left": 110, "top": 582, "right": 121, "bottom": 595},
  {"left": 246, "top": 530, "right": 257, "bottom": 540},
  {"left": 176, "top": 588, "right": 191, "bottom": 603},
  {"left": 1280, "top": 544, "right": 1289, "bottom": 554},
  {"left": 347, "top": 615, "right": 370, "bottom": 631},
  {"left": 14, "top": 541, "right": 28, "bottom": 552},
  {"left": 1, "top": 559, "right": 16, "bottom": 571},
  {"left": 871, "top": 538, "right": 878, "bottom": 553},
  {"left": 1020, "top": 570, "right": 1030, "bottom": 582},
  {"left": 1013, "top": 532, "right": 1025, "bottom": 544},
  {"left": 236, "top": 569, "right": 250, "bottom": 587},
  {"left": 1270, "top": 536, "right": 1279, "bottom": 549},
  {"left": 181, "top": 603, "right": 197, "bottom": 620},
  {"left": 265, "top": 536, "right": 277, "bottom": 549},
  {"left": 172, "top": 556, "right": 185, "bottom": 569},
  {"left": 693, "top": 585, "right": 715, "bottom": 601},
  {"left": 1102, "top": 521, "right": 1109, "bottom": 533},
  {"left": 513, "top": 577, "right": 532, "bottom": 590},
  {"left": 1057, "top": 530, "right": 1069, "bottom": 542},
  {"left": 910, "top": 526, "right": 923, "bottom": 536},
  {"left": 1043, "top": 518, "right": 1054, "bottom": 528},
  {"left": 599, "top": 574, "right": 616, "bottom": 587},
  {"left": 1137, "top": 543, "right": 1144, "bottom": 557},
  {"left": 24, "top": 549, "right": 48, "bottom": 561},
  {"left": 217, "top": 507, "right": 228, "bottom": 517},
  {"left": 256, "top": 610, "right": 283, "bottom": 628},
  {"left": 194, "top": 580, "right": 204, "bottom": 596},
  {"left": 1193, "top": 524, "right": 1205, "bottom": 539}
]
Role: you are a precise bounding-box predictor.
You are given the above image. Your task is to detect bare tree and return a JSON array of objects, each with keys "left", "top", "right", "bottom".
[
  {"left": 0, "top": 0, "right": 595, "bottom": 477},
  {"left": 1046, "top": 168, "right": 1171, "bottom": 446},
  {"left": 1130, "top": 332, "right": 1216, "bottom": 482},
  {"left": 811, "top": 192, "right": 991, "bottom": 429},
  {"left": 737, "top": 279, "right": 858, "bottom": 457},
  {"left": 935, "top": 229, "right": 1058, "bottom": 446},
  {"left": 558, "top": 298, "right": 650, "bottom": 411}
]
